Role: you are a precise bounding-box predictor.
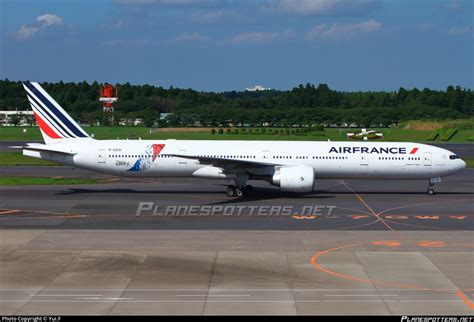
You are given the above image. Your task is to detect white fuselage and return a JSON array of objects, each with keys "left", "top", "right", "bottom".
[{"left": 24, "top": 139, "right": 466, "bottom": 181}]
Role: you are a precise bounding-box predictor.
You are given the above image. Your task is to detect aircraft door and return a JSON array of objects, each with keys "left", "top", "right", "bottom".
[
  {"left": 424, "top": 152, "right": 432, "bottom": 166},
  {"left": 98, "top": 149, "right": 106, "bottom": 163},
  {"left": 262, "top": 150, "right": 271, "bottom": 161},
  {"left": 360, "top": 155, "right": 368, "bottom": 166}
]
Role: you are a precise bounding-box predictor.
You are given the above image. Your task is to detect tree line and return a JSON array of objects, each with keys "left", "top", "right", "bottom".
[{"left": 0, "top": 79, "right": 472, "bottom": 127}]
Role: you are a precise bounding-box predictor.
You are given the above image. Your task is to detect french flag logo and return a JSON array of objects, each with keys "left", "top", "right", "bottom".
[{"left": 409, "top": 147, "right": 419, "bottom": 154}]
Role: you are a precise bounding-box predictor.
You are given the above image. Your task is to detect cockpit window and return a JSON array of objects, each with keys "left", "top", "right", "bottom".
[{"left": 449, "top": 155, "right": 459, "bottom": 160}]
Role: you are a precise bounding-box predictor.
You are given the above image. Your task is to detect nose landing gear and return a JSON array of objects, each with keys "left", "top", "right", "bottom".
[{"left": 427, "top": 177, "right": 441, "bottom": 195}]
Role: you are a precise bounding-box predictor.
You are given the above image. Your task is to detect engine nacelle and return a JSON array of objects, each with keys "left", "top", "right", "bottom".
[{"left": 272, "top": 166, "right": 314, "bottom": 192}]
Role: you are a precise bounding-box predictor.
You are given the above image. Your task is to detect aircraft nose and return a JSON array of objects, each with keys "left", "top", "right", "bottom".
[{"left": 460, "top": 159, "right": 467, "bottom": 170}]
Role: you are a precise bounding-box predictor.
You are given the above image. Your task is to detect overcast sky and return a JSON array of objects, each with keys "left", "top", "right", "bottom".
[{"left": 1, "top": 0, "right": 472, "bottom": 91}]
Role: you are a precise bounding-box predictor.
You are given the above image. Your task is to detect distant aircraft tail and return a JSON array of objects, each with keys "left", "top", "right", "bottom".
[{"left": 23, "top": 81, "right": 90, "bottom": 144}]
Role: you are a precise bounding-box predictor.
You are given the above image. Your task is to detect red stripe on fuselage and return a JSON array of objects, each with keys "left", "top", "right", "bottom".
[
  {"left": 33, "top": 112, "right": 62, "bottom": 139},
  {"left": 152, "top": 144, "right": 165, "bottom": 161},
  {"left": 409, "top": 147, "right": 419, "bottom": 154}
]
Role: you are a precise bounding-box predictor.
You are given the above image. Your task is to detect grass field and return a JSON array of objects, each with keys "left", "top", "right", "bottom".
[
  {"left": 0, "top": 176, "right": 102, "bottom": 185},
  {"left": 0, "top": 152, "right": 61, "bottom": 166},
  {"left": 1, "top": 126, "right": 474, "bottom": 142},
  {"left": 399, "top": 119, "right": 474, "bottom": 130}
]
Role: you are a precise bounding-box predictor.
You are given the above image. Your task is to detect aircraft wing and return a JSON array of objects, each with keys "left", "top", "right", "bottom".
[{"left": 163, "top": 154, "right": 278, "bottom": 169}]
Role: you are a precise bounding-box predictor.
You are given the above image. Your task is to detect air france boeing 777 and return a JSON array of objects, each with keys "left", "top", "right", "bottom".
[{"left": 19, "top": 81, "right": 466, "bottom": 197}]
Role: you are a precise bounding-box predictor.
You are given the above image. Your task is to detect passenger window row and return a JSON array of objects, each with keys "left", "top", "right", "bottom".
[
  {"left": 313, "top": 156, "right": 348, "bottom": 160},
  {"left": 378, "top": 157, "right": 423, "bottom": 161},
  {"left": 197, "top": 155, "right": 256, "bottom": 159},
  {"left": 379, "top": 157, "right": 405, "bottom": 160},
  {"left": 108, "top": 154, "right": 353, "bottom": 160},
  {"left": 109, "top": 155, "right": 147, "bottom": 158},
  {"left": 108, "top": 154, "right": 423, "bottom": 162},
  {"left": 109, "top": 154, "right": 171, "bottom": 158}
]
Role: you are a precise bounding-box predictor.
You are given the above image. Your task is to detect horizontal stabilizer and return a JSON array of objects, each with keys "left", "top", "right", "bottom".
[{"left": 21, "top": 144, "right": 77, "bottom": 155}]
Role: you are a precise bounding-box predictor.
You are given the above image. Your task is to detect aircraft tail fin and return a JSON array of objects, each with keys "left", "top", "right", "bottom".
[{"left": 22, "top": 81, "right": 90, "bottom": 144}]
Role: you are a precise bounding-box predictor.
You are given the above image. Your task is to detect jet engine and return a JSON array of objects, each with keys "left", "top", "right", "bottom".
[{"left": 271, "top": 166, "right": 314, "bottom": 192}]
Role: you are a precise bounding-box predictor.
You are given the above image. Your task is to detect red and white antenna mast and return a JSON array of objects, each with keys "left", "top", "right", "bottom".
[{"left": 100, "top": 83, "right": 118, "bottom": 112}]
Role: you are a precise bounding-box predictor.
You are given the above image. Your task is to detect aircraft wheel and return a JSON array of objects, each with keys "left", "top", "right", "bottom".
[
  {"left": 226, "top": 186, "right": 236, "bottom": 197},
  {"left": 235, "top": 188, "right": 244, "bottom": 197}
]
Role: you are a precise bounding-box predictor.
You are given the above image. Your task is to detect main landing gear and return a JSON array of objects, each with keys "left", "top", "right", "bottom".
[
  {"left": 226, "top": 185, "right": 253, "bottom": 197},
  {"left": 427, "top": 177, "right": 441, "bottom": 195},
  {"left": 226, "top": 174, "right": 252, "bottom": 197}
]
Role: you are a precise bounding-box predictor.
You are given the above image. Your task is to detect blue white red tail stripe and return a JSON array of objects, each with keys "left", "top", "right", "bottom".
[
  {"left": 33, "top": 82, "right": 89, "bottom": 137},
  {"left": 24, "top": 81, "right": 88, "bottom": 138},
  {"left": 28, "top": 98, "right": 70, "bottom": 138},
  {"left": 23, "top": 81, "right": 90, "bottom": 142},
  {"left": 24, "top": 85, "right": 74, "bottom": 139},
  {"left": 25, "top": 90, "right": 73, "bottom": 138}
]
